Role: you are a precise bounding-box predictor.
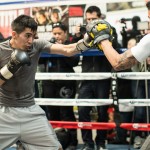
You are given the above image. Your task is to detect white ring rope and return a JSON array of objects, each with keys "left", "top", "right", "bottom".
[
  {"left": 35, "top": 72, "right": 150, "bottom": 80},
  {"left": 35, "top": 72, "right": 111, "bottom": 80},
  {"left": 118, "top": 99, "right": 150, "bottom": 107},
  {"left": 117, "top": 72, "right": 150, "bottom": 80},
  {"left": 35, "top": 98, "right": 113, "bottom": 106},
  {"left": 35, "top": 98, "right": 150, "bottom": 106}
]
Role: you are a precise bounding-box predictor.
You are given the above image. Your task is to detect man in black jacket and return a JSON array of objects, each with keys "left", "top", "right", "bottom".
[{"left": 71, "top": 6, "right": 121, "bottom": 150}]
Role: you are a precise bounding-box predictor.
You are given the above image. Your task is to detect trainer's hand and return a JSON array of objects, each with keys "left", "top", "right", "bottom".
[
  {"left": 86, "top": 19, "right": 113, "bottom": 50},
  {"left": 0, "top": 49, "right": 30, "bottom": 81},
  {"left": 76, "top": 33, "right": 93, "bottom": 52}
]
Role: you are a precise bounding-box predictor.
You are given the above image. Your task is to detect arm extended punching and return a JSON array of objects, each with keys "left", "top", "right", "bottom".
[
  {"left": 50, "top": 33, "right": 93, "bottom": 56},
  {"left": 0, "top": 49, "right": 30, "bottom": 85}
]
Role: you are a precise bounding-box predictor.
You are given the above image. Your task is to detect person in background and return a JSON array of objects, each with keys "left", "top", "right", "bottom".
[
  {"left": 35, "top": 9, "right": 50, "bottom": 25},
  {"left": 50, "top": 9, "right": 61, "bottom": 23},
  {"left": 126, "top": 17, "right": 150, "bottom": 148},
  {"left": 41, "top": 22, "right": 79, "bottom": 150},
  {"left": 121, "top": 16, "right": 141, "bottom": 48},
  {"left": 72, "top": 6, "right": 120, "bottom": 150},
  {"left": 126, "top": 16, "right": 141, "bottom": 43},
  {"left": 129, "top": 38, "right": 150, "bottom": 149},
  {"left": 112, "top": 38, "right": 136, "bottom": 145}
]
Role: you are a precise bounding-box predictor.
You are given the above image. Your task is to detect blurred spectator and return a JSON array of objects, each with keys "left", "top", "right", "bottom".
[
  {"left": 112, "top": 20, "right": 141, "bottom": 146},
  {"left": 50, "top": 8, "right": 62, "bottom": 23},
  {"left": 127, "top": 16, "right": 141, "bottom": 41},
  {"left": 41, "top": 22, "right": 79, "bottom": 150},
  {"left": 121, "top": 15, "right": 141, "bottom": 48},
  {"left": 35, "top": 9, "right": 50, "bottom": 25},
  {"left": 125, "top": 21, "right": 150, "bottom": 148},
  {"left": 71, "top": 6, "right": 120, "bottom": 150},
  {"left": 110, "top": 38, "right": 135, "bottom": 145}
]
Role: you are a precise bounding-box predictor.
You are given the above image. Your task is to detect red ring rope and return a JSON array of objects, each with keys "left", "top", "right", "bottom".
[
  {"left": 50, "top": 121, "right": 150, "bottom": 131},
  {"left": 50, "top": 121, "right": 116, "bottom": 130},
  {"left": 120, "top": 123, "right": 150, "bottom": 131}
]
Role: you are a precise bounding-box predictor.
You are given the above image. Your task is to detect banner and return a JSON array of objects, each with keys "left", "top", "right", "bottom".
[
  {"left": 32, "top": 5, "right": 69, "bottom": 40},
  {"left": 0, "top": 8, "right": 30, "bottom": 38},
  {"left": 0, "top": 0, "right": 146, "bottom": 42},
  {"left": 32, "top": 5, "right": 86, "bottom": 40},
  {"left": 0, "top": 4, "right": 87, "bottom": 40}
]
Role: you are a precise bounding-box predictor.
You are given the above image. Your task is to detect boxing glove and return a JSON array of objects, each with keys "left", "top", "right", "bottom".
[
  {"left": 0, "top": 49, "right": 31, "bottom": 81},
  {"left": 76, "top": 33, "right": 93, "bottom": 52},
  {"left": 86, "top": 19, "right": 113, "bottom": 50}
]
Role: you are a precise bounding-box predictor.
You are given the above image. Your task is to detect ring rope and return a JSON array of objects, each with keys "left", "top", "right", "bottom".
[
  {"left": 50, "top": 121, "right": 116, "bottom": 130},
  {"left": 117, "top": 72, "right": 150, "bottom": 80},
  {"left": 50, "top": 121, "right": 150, "bottom": 131},
  {"left": 35, "top": 72, "right": 111, "bottom": 80},
  {"left": 35, "top": 72, "right": 150, "bottom": 80},
  {"left": 35, "top": 98, "right": 150, "bottom": 106},
  {"left": 118, "top": 99, "right": 150, "bottom": 106},
  {"left": 35, "top": 98, "right": 113, "bottom": 106},
  {"left": 120, "top": 123, "right": 150, "bottom": 131}
]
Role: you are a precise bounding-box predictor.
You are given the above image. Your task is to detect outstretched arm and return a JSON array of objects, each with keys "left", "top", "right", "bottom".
[
  {"left": 101, "top": 40, "right": 138, "bottom": 71},
  {"left": 50, "top": 43, "right": 79, "bottom": 56},
  {"left": 50, "top": 33, "right": 93, "bottom": 56}
]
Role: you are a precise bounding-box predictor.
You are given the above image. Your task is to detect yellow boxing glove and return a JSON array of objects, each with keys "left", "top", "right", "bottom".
[{"left": 86, "top": 19, "right": 113, "bottom": 50}]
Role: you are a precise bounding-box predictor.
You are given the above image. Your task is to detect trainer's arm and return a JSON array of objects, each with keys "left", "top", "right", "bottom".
[{"left": 100, "top": 40, "right": 138, "bottom": 71}]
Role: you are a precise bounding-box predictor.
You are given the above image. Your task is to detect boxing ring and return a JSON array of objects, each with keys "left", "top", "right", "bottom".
[{"left": 35, "top": 72, "right": 150, "bottom": 150}]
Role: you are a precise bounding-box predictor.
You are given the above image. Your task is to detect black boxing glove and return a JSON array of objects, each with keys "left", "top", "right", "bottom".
[{"left": 0, "top": 49, "right": 30, "bottom": 81}]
